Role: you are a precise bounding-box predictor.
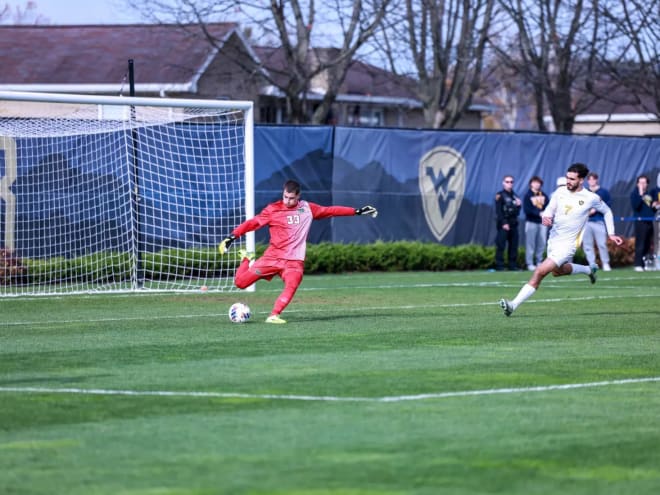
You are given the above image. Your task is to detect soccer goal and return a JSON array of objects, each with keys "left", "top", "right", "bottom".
[{"left": 0, "top": 90, "right": 254, "bottom": 296}]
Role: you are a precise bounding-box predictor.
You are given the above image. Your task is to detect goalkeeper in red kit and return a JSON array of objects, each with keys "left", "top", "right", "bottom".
[{"left": 219, "top": 180, "right": 378, "bottom": 324}]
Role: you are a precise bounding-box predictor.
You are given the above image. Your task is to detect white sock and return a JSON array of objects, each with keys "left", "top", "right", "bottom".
[
  {"left": 570, "top": 263, "right": 590, "bottom": 275},
  {"left": 512, "top": 283, "right": 536, "bottom": 310}
]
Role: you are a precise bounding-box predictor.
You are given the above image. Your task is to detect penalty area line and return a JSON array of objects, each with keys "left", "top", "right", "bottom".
[{"left": 1, "top": 377, "right": 659, "bottom": 403}]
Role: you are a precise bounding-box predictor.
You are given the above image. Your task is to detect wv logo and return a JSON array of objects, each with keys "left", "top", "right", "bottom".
[
  {"left": 425, "top": 166, "right": 456, "bottom": 216},
  {"left": 419, "top": 146, "right": 466, "bottom": 242}
]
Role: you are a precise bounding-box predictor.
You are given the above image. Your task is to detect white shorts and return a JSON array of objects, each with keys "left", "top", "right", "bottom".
[{"left": 546, "top": 237, "right": 577, "bottom": 267}]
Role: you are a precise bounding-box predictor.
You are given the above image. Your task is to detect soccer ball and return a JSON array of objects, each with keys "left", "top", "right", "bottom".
[{"left": 228, "top": 302, "right": 251, "bottom": 323}]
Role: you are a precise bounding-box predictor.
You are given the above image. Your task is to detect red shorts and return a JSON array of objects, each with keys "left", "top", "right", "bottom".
[{"left": 250, "top": 255, "right": 304, "bottom": 281}]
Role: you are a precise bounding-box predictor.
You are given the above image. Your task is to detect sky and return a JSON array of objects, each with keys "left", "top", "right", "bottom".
[
  {"left": 6, "top": 0, "right": 143, "bottom": 24},
  {"left": 8, "top": 0, "right": 351, "bottom": 46}
]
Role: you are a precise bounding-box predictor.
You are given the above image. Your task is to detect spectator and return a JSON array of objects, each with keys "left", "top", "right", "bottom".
[
  {"left": 494, "top": 175, "right": 522, "bottom": 271},
  {"left": 630, "top": 175, "right": 655, "bottom": 272},
  {"left": 652, "top": 174, "right": 660, "bottom": 269},
  {"left": 523, "top": 176, "right": 549, "bottom": 271},
  {"left": 582, "top": 172, "right": 613, "bottom": 271}
]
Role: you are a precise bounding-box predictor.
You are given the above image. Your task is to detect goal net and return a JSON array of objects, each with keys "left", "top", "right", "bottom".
[{"left": 0, "top": 91, "right": 254, "bottom": 296}]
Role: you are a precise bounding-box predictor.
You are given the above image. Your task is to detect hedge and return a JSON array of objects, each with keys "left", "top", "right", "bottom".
[{"left": 0, "top": 240, "right": 639, "bottom": 286}]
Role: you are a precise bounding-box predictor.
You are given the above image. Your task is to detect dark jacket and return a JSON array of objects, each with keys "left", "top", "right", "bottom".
[
  {"left": 523, "top": 189, "right": 549, "bottom": 224},
  {"left": 495, "top": 189, "right": 521, "bottom": 227},
  {"left": 630, "top": 188, "right": 655, "bottom": 222},
  {"left": 588, "top": 187, "right": 611, "bottom": 223}
]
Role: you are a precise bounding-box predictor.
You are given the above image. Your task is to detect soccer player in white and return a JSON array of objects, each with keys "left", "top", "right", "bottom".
[{"left": 500, "top": 163, "right": 624, "bottom": 316}]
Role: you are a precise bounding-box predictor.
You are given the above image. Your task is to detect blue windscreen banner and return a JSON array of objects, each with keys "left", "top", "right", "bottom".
[
  {"left": 1, "top": 123, "right": 245, "bottom": 259},
  {"left": 254, "top": 126, "right": 660, "bottom": 245},
  {"left": 4, "top": 133, "right": 133, "bottom": 258},
  {"left": 253, "top": 126, "right": 334, "bottom": 245},
  {"left": 2, "top": 125, "right": 659, "bottom": 260}
]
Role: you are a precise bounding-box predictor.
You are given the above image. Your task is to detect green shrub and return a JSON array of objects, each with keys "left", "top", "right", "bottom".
[
  {"left": 9, "top": 241, "right": 637, "bottom": 287},
  {"left": 305, "top": 242, "right": 497, "bottom": 274}
]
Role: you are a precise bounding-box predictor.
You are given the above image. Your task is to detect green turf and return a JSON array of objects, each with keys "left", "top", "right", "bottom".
[{"left": 1, "top": 269, "right": 659, "bottom": 494}]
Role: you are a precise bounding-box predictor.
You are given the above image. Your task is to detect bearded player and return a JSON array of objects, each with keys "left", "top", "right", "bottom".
[
  {"left": 500, "top": 163, "right": 624, "bottom": 316},
  {"left": 219, "top": 180, "right": 378, "bottom": 324}
]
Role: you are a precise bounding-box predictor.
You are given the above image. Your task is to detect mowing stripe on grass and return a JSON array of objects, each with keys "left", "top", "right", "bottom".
[
  {"left": 0, "top": 292, "right": 657, "bottom": 327},
  {"left": 1, "top": 377, "right": 658, "bottom": 403}
]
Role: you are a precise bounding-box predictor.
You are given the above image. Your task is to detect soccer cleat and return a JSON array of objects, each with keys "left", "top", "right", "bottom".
[
  {"left": 499, "top": 298, "right": 513, "bottom": 317},
  {"left": 589, "top": 266, "right": 597, "bottom": 284},
  {"left": 238, "top": 249, "right": 255, "bottom": 262},
  {"left": 265, "top": 314, "right": 286, "bottom": 324},
  {"left": 602, "top": 264, "right": 611, "bottom": 272}
]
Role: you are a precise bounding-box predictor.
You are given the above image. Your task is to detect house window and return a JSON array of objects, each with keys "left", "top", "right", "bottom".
[
  {"left": 258, "top": 96, "right": 288, "bottom": 124},
  {"left": 260, "top": 105, "right": 278, "bottom": 123},
  {"left": 347, "top": 105, "right": 384, "bottom": 126}
]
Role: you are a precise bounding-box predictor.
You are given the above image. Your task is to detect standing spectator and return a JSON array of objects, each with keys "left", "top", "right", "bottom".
[
  {"left": 630, "top": 175, "right": 655, "bottom": 271},
  {"left": 523, "top": 176, "right": 549, "bottom": 271},
  {"left": 582, "top": 172, "right": 613, "bottom": 271},
  {"left": 652, "top": 174, "right": 660, "bottom": 269},
  {"left": 494, "top": 175, "right": 522, "bottom": 271}
]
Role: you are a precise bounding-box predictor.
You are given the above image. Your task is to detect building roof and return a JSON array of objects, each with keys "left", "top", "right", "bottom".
[
  {"left": 2, "top": 24, "right": 422, "bottom": 106},
  {"left": 0, "top": 23, "right": 238, "bottom": 93},
  {"left": 0, "top": 23, "right": 488, "bottom": 114},
  {"left": 576, "top": 88, "right": 657, "bottom": 122}
]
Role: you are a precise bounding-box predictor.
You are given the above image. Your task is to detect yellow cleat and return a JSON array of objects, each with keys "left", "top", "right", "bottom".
[{"left": 265, "top": 314, "right": 286, "bottom": 324}]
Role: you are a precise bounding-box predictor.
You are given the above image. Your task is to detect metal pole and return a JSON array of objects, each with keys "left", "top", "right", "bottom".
[{"left": 128, "top": 59, "right": 144, "bottom": 287}]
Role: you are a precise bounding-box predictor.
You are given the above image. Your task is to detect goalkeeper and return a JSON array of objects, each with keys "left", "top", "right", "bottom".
[{"left": 219, "top": 179, "right": 378, "bottom": 324}]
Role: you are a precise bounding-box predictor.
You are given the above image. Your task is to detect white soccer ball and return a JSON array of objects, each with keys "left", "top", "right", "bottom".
[{"left": 228, "top": 302, "right": 251, "bottom": 323}]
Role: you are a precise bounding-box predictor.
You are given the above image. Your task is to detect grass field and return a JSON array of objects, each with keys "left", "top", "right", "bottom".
[{"left": 1, "top": 269, "right": 659, "bottom": 494}]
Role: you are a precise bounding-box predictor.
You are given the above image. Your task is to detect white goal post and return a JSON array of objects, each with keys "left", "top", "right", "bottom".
[{"left": 0, "top": 90, "right": 254, "bottom": 296}]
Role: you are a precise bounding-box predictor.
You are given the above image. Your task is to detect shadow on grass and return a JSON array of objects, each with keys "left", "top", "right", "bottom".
[{"left": 0, "top": 374, "right": 113, "bottom": 386}]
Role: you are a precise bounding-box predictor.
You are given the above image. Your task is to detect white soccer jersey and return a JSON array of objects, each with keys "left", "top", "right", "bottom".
[{"left": 543, "top": 186, "right": 615, "bottom": 246}]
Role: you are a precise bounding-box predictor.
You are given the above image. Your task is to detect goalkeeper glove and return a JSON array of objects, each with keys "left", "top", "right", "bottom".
[
  {"left": 355, "top": 205, "right": 378, "bottom": 218},
  {"left": 218, "top": 234, "right": 236, "bottom": 254}
]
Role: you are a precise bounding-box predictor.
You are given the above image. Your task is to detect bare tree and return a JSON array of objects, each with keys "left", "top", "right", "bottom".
[
  {"left": 480, "top": 59, "right": 537, "bottom": 129},
  {"left": 372, "top": 0, "right": 495, "bottom": 129},
  {"left": 492, "top": 0, "right": 602, "bottom": 133},
  {"left": 0, "top": 1, "right": 49, "bottom": 24},
  {"left": 125, "top": 0, "right": 391, "bottom": 124},
  {"left": 598, "top": 0, "right": 660, "bottom": 118}
]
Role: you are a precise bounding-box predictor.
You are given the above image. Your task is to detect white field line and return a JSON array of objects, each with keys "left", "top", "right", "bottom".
[
  {"left": 1, "top": 377, "right": 658, "bottom": 403},
  {"left": 0, "top": 292, "right": 657, "bottom": 327},
  {"left": 7, "top": 273, "right": 658, "bottom": 302}
]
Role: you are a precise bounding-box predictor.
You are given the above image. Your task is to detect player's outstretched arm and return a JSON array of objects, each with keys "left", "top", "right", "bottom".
[
  {"left": 218, "top": 234, "right": 236, "bottom": 254},
  {"left": 355, "top": 205, "right": 378, "bottom": 218}
]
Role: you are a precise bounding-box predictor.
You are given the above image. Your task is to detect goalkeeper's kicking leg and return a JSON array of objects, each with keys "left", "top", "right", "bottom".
[
  {"left": 234, "top": 255, "right": 262, "bottom": 289},
  {"left": 234, "top": 257, "right": 303, "bottom": 324}
]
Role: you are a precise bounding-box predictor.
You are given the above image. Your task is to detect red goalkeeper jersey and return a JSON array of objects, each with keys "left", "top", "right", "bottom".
[{"left": 232, "top": 200, "right": 355, "bottom": 261}]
